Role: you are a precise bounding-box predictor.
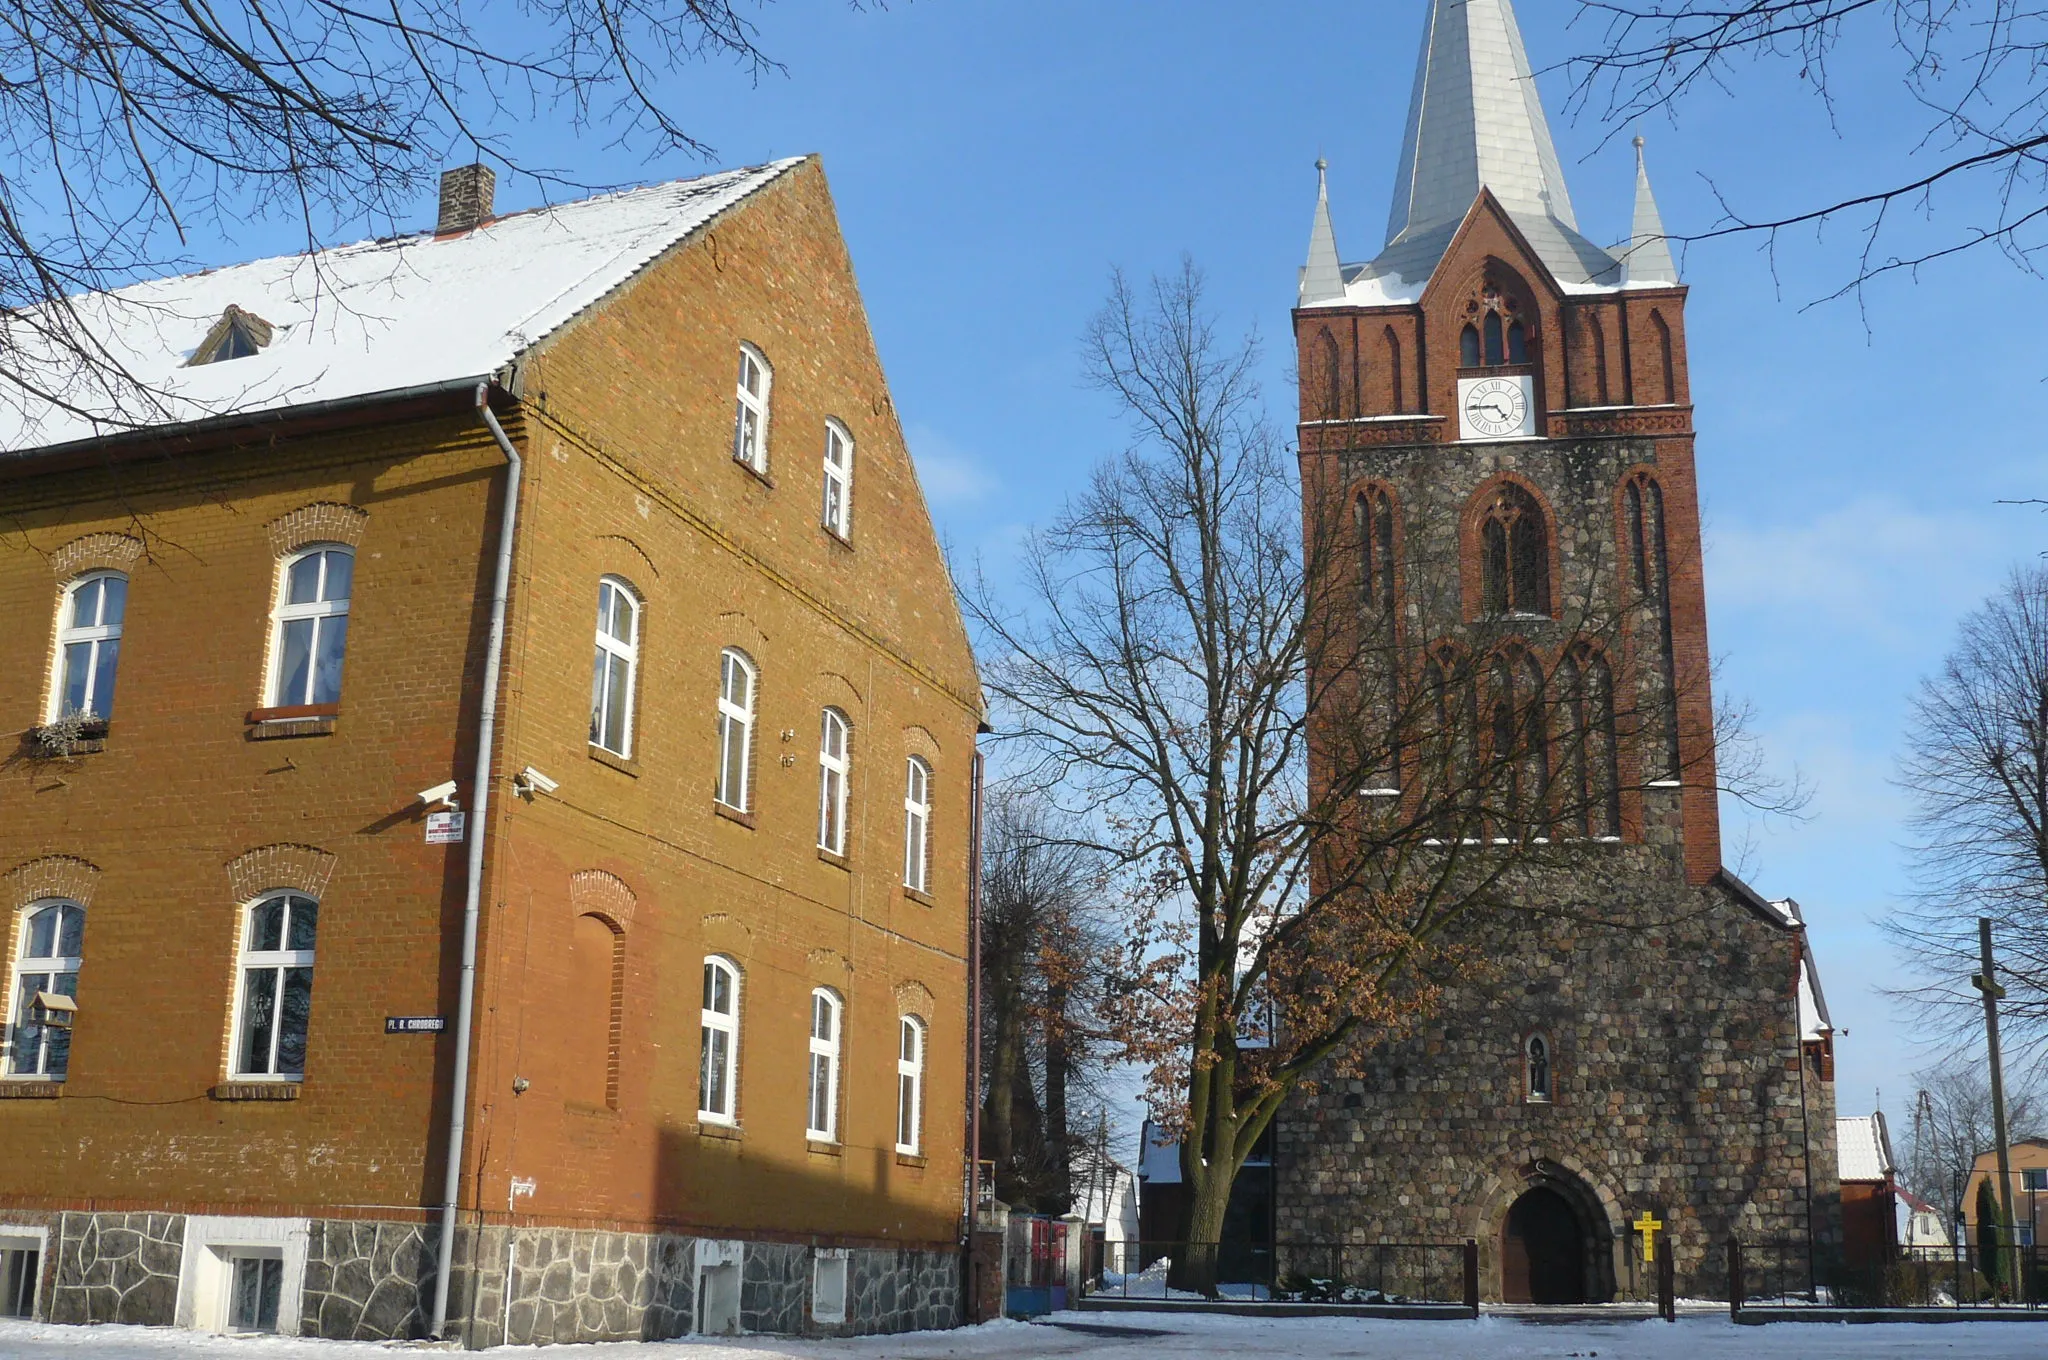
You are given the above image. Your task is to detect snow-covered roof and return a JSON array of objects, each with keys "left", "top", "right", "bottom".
[
  {"left": 1839, "top": 1112, "right": 1895, "bottom": 1183},
  {"left": 1798, "top": 947, "right": 1833, "bottom": 1041},
  {"left": 0, "top": 158, "right": 804, "bottom": 458},
  {"left": 1137, "top": 1120, "right": 1181, "bottom": 1185}
]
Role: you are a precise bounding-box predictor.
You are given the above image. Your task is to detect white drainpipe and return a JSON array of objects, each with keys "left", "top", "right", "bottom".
[{"left": 430, "top": 380, "right": 524, "bottom": 1340}]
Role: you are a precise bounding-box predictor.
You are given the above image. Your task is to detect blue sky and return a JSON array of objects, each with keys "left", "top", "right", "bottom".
[{"left": 178, "top": 1, "right": 2044, "bottom": 1132}]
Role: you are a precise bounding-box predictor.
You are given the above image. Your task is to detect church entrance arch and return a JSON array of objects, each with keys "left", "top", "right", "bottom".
[{"left": 1502, "top": 1187, "right": 1585, "bottom": 1303}]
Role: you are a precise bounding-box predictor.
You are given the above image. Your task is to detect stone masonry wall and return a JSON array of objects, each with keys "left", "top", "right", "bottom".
[{"left": 46, "top": 1211, "right": 184, "bottom": 1325}]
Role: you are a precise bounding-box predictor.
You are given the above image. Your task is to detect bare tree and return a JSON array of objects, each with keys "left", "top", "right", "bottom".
[
  {"left": 0, "top": 0, "right": 831, "bottom": 424},
  {"left": 978, "top": 783, "right": 1115, "bottom": 1215},
  {"left": 1902, "top": 1065, "right": 2042, "bottom": 1211},
  {"left": 1565, "top": 2, "right": 2048, "bottom": 300},
  {"left": 1891, "top": 564, "right": 2048, "bottom": 1063},
  {"left": 964, "top": 261, "right": 1792, "bottom": 1292}
]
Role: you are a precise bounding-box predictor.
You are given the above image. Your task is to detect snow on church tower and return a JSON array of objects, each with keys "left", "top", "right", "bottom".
[{"left": 1276, "top": 0, "right": 1840, "bottom": 1305}]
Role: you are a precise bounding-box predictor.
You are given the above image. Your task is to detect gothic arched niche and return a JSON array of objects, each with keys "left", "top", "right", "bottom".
[
  {"left": 1312, "top": 327, "right": 1342, "bottom": 420},
  {"left": 1454, "top": 263, "right": 1539, "bottom": 373}
]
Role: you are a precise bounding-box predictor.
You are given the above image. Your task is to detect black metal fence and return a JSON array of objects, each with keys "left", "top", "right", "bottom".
[
  {"left": 1730, "top": 1237, "right": 2046, "bottom": 1312},
  {"left": 1094, "top": 1239, "right": 1477, "bottom": 1306}
]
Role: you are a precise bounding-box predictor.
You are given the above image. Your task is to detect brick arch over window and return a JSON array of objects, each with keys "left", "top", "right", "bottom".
[
  {"left": 808, "top": 947, "right": 853, "bottom": 980},
  {"left": 594, "top": 533, "right": 660, "bottom": 580},
  {"left": 701, "top": 911, "right": 755, "bottom": 966},
  {"left": 50, "top": 533, "right": 144, "bottom": 582},
  {"left": 569, "top": 869, "right": 637, "bottom": 932},
  {"left": 567, "top": 911, "right": 626, "bottom": 1110},
  {"left": 3, "top": 855, "right": 101, "bottom": 912},
  {"left": 894, "top": 979, "right": 936, "bottom": 1017},
  {"left": 266, "top": 502, "right": 368, "bottom": 557},
  {"left": 1451, "top": 260, "right": 1541, "bottom": 372},
  {"left": 224, "top": 843, "right": 336, "bottom": 903},
  {"left": 1311, "top": 327, "right": 1341, "bottom": 420},
  {"left": 1462, "top": 475, "right": 1559, "bottom": 621}
]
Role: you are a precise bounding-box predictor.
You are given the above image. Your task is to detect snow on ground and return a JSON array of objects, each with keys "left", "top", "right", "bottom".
[{"left": 1, "top": 1312, "right": 2044, "bottom": 1359}]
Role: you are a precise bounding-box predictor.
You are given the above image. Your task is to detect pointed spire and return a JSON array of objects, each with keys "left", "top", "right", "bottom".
[
  {"left": 1623, "top": 134, "right": 1680, "bottom": 285},
  {"left": 1301, "top": 158, "right": 1346, "bottom": 305},
  {"left": 1386, "top": 0, "right": 1577, "bottom": 248}
]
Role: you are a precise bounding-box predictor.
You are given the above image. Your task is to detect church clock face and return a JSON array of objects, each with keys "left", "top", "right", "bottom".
[{"left": 1458, "top": 375, "right": 1536, "bottom": 441}]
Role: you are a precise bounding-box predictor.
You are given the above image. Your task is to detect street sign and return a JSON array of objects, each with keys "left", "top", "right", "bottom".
[
  {"left": 385, "top": 1016, "right": 446, "bottom": 1034},
  {"left": 425, "top": 810, "right": 466, "bottom": 844}
]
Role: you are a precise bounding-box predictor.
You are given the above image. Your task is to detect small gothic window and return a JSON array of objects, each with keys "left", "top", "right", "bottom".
[
  {"left": 1357, "top": 487, "right": 1396, "bottom": 616},
  {"left": 1488, "top": 649, "right": 1549, "bottom": 832},
  {"left": 1625, "top": 473, "right": 1681, "bottom": 780},
  {"left": 188, "top": 306, "right": 274, "bottom": 366},
  {"left": 1477, "top": 483, "right": 1550, "bottom": 617},
  {"left": 1652, "top": 310, "right": 1676, "bottom": 403},
  {"left": 1384, "top": 326, "right": 1405, "bottom": 414},
  {"left": 1560, "top": 648, "right": 1620, "bottom": 839},
  {"left": 1314, "top": 328, "right": 1341, "bottom": 420},
  {"left": 1585, "top": 311, "right": 1610, "bottom": 405},
  {"left": 1461, "top": 286, "right": 1530, "bottom": 370},
  {"left": 1525, "top": 1033, "right": 1552, "bottom": 1102}
]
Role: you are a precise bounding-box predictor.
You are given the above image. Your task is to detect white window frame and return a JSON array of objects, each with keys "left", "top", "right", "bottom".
[
  {"left": 733, "top": 343, "right": 772, "bottom": 474},
  {"left": 896, "top": 1015, "right": 926, "bottom": 1155},
  {"left": 811, "top": 1248, "right": 849, "bottom": 1325},
  {"left": 6, "top": 900, "right": 83, "bottom": 1082},
  {"left": 716, "top": 649, "right": 756, "bottom": 811},
  {"left": 903, "top": 756, "right": 932, "bottom": 893},
  {"left": 230, "top": 893, "right": 319, "bottom": 1081},
  {"left": 267, "top": 545, "right": 353, "bottom": 708},
  {"left": 699, "top": 955, "right": 740, "bottom": 1125},
  {"left": 0, "top": 1227, "right": 49, "bottom": 1320},
  {"left": 806, "top": 987, "right": 841, "bottom": 1142},
  {"left": 821, "top": 419, "right": 853, "bottom": 538},
  {"left": 590, "top": 577, "right": 640, "bottom": 757},
  {"left": 818, "top": 708, "right": 850, "bottom": 855},
  {"left": 47, "top": 571, "right": 126, "bottom": 723}
]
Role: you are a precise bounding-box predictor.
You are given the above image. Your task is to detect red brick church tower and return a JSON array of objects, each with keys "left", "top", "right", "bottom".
[{"left": 1277, "top": 0, "right": 1841, "bottom": 1302}]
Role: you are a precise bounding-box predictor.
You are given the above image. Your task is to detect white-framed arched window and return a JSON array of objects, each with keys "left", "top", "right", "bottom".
[
  {"left": 818, "top": 708, "right": 850, "bottom": 855},
  {"left": 232, "top": 893, "right": 319, "bottom": 1079},
  {"left": 1524, "top": 1032, "right": 1552, "bottom": 1104},
  {"left": 822, "top": 420, "right": 853, "bottom": 539},
  {"left": 903, "top": 756, "right": 932, "bottom": 893},
  {"left": 699, "top": 955, "right": 741, "bottom": 1124},
  {"left": 7, "top": 900, "right": 83, "bottom": 1080},
  {"left": 269, "top": 546, "right": 353, "bottom": 707},
  {"left": 49, "top": 572, "right": 127, "bottom": 723},
  {"left": 807, "top": 987, "right": 842, "bottom": 1142},
  {"left": 590, "top": 577, "right": 640, "bottom": 757},
  {"left": 896, "top": 1015, "right": 926, "bottom": 1155},
  {"left": 716, "top": 649, "right": 756, "bottom": 811},
  {"left": 733, "top": 343, "right": 772, "bottom": 474}
]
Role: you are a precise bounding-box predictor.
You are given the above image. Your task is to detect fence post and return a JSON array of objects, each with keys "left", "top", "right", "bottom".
[
  {"left": 1658, "top": 1240, "right": 1675, "bottom": 1322},
  {"left": 1463, "top": 1238, "right": 1480, "bottom": 1314},
  {"left": 1727, "top": 1237, "right": 1743, "bottom": 1321}
]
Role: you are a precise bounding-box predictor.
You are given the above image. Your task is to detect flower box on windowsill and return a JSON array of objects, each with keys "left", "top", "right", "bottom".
[
  {"left": 246, "top": 704, "right": 338, "bottom": 740},
  {"left": 211, "top": 1081, "right": 301, "bottom": 1101},
  {"left": 24, "top": 717, "right": 109, "bottom": 758}
]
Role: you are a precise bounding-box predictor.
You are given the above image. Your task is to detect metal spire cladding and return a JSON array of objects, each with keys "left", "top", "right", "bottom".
[
  {"left": 1301, "top": 158, "right": 1347, "bottom": 306},
  {"left": 1623, "top": 135, "right": 1681, "bottom": 286}
]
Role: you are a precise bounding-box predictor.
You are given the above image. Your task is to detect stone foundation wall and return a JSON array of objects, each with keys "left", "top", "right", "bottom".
[{"left": 46, "top": 1211, "right": 184, "bottom": 1326}]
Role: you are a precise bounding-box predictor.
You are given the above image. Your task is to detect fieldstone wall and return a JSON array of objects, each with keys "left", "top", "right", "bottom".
[
  {"left": 300, "top": 1218, "right": 436, "bottom": 1340},
  {"left": 47, "top": 1211, "right": 183, "bottom": 1325}
]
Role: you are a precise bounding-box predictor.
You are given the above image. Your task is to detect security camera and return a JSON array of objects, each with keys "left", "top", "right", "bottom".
[
  {"left": 418, "top": 780, "right": 460, "bottom": 809},
  {"left": 515, "top": 766, "right": 559, "bottom": 797}
]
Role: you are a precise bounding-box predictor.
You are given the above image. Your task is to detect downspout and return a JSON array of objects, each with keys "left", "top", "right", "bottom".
[
  {"left": 431, "top": 380, "right": 524, "bottom": 1340},
  {"left": 963, "top": 746, "right": 986, "bottom": 1307}
]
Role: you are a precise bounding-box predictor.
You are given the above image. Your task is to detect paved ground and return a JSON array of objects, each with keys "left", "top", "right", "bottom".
[{"left": 2, "top": 1312, "right": 2045, "bottom": 1358}]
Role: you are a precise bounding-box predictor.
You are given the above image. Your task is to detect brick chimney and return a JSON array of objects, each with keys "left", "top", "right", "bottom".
[{"left": 436, "top": 164, "right": 496, "bottom": 235}]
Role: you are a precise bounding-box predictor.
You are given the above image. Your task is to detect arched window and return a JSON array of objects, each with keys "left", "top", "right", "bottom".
[
  {"left": 50, "top": 572, "right": 126, "bottom": 723},
  {"left": 568, "top": 913, "right": 623, "bottom": 1109},
  {"left": 716, "top": 649, "right": 756, "bottom": 811},
  {"left": 1384, "top": 326, "right": 1405, "bottom": 414},
  {"left": 590, "top": 577, "right": 640, "bottom": 757},
  {"left": 232, "top": 893, "right": 318, "bottom": 1079},
  {"left": 1625, "top": 473, "right": 1681, "bottom": 781},
  {"left": 699, "top": 956, "right": 740, "bottom": 1124},
  {"left": 1652, "top": 311, "right": 1676, "bottom": 403},
  {"left": 1477, "top": 483, "right": 1551, "bottom": 618},
  {"left": 903, "top": 756, "right": 932, "bottom": 893},
  {"left": 1460, "top": 324, "right": 1482, "bottom": 369},
  {"left": 1313, "top": 328, "right": 1341, "bottom": 420},
  {"left": 818, "top": 708, "right": 851, "bottom": 856},
  {"left": 822, "top": 419, "right": 854, "bottom": 538},
  {"left": 7, "top": 901, "right": 83, "bottom": 1080},
  {"left": 1559, "top": 649, "right": 1621, "bottom": 839},
  {"left": 1357, "top": 487, "right": 1396, "bottom": 616},
  {"left": 1462, "top": 287, "right": 1531, "bottom": 370},
  {"left": 1525, "top": 1033, "right": 1552, "bottom": 1102},
  {"left": 806, "top": 987, "right": 842, "bottom": 1142},
  {"left": 1487, "top": 649, "right": 1548, "bottom": 833},
  {"left": 733, "top": 343, "right": 772, "bottom": 473},
  {"left": 269, "top": 546, "right": 353, "bottom": 707},
  {"left": 896, "top": 1015, "right": 926, "bottom": 1154}
]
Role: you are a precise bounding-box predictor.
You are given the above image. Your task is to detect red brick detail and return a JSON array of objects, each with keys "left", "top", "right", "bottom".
[
  {"left": 1457, "top": 472, "right": 1565, "bottom": 623},
  {"left": 569, "top": 869, "right": 637, "bottom": 931},
  {"left": 3, "top": 855, "right": 101, "bottom": 910},
  {"left": 223, "top": 843, "right": 337, "bottom": 903}
]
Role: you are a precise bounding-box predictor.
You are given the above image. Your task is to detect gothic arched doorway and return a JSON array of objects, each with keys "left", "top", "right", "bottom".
[{"left": 1501, "top": 1186, "right": 1586, "bottom": 1304}]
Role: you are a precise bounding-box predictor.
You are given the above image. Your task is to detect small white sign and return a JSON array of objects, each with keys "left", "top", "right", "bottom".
[{"left": 425, "top": 810, "right": 467, "bottom": 844}]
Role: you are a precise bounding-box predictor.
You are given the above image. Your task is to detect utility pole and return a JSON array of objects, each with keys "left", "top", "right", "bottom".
[{"left": 1972, "top": 917, "right": 2016, "bottom": 1247}]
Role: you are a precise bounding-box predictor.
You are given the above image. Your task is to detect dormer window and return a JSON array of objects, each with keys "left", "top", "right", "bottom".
[
  {"left": 1459, "top": 288, "right": 1528, "bottom": 369},
  {"left": 188, "top": 306, "right": 274, "bottom": 366}
]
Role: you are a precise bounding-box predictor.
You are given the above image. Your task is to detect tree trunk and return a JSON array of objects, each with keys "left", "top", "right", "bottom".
[
  {"left": 1167, "top": 1149, "right": 1236, "bottom": 1297},
  {"left": 983, "top": 959, "right": 1022, "bottom": 1201}
]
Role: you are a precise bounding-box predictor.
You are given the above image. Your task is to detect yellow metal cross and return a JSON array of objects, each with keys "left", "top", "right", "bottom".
[{"left": 1633, "top": 1210, "right": 1664, "bottom": 1263}]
